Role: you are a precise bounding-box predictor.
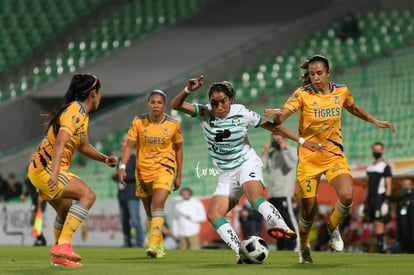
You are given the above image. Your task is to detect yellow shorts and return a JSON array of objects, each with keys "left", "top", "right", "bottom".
[
  {"left": 136, "top": 172, "right": 174, "bottom": 198},
  {"left": 28, "top": 162, "right": 75, "bottom": 201},
  {"left": 297, "top": 158, "right": 352, "bottom": 199}
]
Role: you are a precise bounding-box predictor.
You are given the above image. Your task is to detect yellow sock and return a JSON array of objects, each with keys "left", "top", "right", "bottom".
[
  {"left": 58, "top": 203, "right": 89, "bottom": 244},
  {"left": 158, "top": 229, "right": 164, "bottom": 247},
  {"left": 53, "top": 217, "right": 64, "bottom": 244},
  {"left": 149, "top": 209, "right": 164, "bottom": 248},
  {"left": 329, "top": 200, "right": 352, "bottom": 229},
  {"left": 146, "top": 219, "right": 151, "bottom": 233},
  {"left": 298, "top": 215, "right": 313, "bottom": 248}
]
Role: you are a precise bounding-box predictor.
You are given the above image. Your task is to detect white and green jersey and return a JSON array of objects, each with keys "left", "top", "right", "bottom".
[{"left": 193, "top": 103, "right": 263, "bottom": 170}]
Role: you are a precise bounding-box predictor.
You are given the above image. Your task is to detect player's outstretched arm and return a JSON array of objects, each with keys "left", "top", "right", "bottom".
[
  {"left": 263, "top": 108, "right": 293, "bottom": 124},
  {"left": 345, "top": 103, "right": 395, "bottom": 133},
  {"left": 260, "top": 119, "right": 327, "bottom": 152},
  {"left": 78, "top": 135, "right": 117, "bottom": 167},
  {"left": 171, "top": 75, "right": 204, "bottom": 116}
]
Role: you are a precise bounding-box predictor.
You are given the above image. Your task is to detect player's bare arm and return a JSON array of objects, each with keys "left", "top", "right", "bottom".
[
  {"left": 173, "top": 142, "right": 183, "bottom": 191},
  {"left": 48, "top": 130, "right": 71, "bottom": 191},
  {"left": 78, "top": 135, "right": 117, "bottom": 167},
  {"left": 345, "top": 103, "right": 395, "bottom": 133},
  {"left": 259, "top": 119, "right": 327, "bottom": 152},
  {"left": 263, "top": 108, "right": 293, "bottom": 124},
  {"left": 118, "top": 139, "right": 136, "bottom": 185},
  {"left": 171, "top": 75, "right": 204, "bottom": 115}
]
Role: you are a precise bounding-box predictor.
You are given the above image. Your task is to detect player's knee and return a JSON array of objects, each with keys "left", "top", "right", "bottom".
[
  {"left": 301, "top": 209, "right": 314, "bottom": 221},
  {"left": 340, "top": 195, "right": 353, "bottom": 207},
  {"left": 85, "top": 189, "right": 96, "bottom": 207}
]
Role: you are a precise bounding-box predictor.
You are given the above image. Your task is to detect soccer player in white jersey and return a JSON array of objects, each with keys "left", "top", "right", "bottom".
[{"left": 171, "top": 75, "right": 324, "bottom": 263}]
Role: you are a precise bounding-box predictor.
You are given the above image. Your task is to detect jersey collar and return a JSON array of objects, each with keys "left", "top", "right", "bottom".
[
  {"left": 147, "top": 113, "right": 167, "bottom": 124},
  {"left": 310, "top": 82, "right": 333, "bottom": 94},
  {"left": 76, "top": 100, "right": 87, "bottom": 115}
]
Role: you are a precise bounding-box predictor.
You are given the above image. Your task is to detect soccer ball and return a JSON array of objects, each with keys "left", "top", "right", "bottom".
[{"left": 240, "top": 236, "right": 269, "bottom": 264}]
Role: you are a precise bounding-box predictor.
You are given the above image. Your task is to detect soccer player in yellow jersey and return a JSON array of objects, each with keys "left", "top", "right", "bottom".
[
  {"left": 265, "top": 55, "right": 395, "bottom": 263},
  {"left": 119, "top": 90, "right": 183, "bottom": 258},
  {"left": 28, "top": 74, "right": 118, "bottom": 267}
]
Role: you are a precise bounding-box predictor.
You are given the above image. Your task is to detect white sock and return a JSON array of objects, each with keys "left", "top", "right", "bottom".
[
  {"left": 214, "top": 218, "right": 241, "bottom": 255},
  {"left": 257, "top": 200, "right": 289, "bottom": 228}
]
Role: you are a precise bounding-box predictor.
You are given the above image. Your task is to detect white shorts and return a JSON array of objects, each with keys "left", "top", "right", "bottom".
[{"left": 213, "top": 151, "right": 264, "bottom": 203}]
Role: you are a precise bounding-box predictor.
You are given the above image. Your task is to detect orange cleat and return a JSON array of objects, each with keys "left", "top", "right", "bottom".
[
  {"left": 50, "top": 255, "right": 83, "bottom": 267},
  {"left": 51, "top": 243, "right": 82, "bottom": 262},
  {"left": 236, "top": 257, "right": 244, "bottom": 264},
  {"left": 145, "top": 245, "right": 157, "bottom": 258},
  {"left": 267, "top": 226, "right": 297, "bottom": 240}
]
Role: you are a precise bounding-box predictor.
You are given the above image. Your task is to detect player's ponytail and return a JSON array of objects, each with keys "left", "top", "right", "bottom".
[
  {"left": 300, "top": 54, "right": 330, "bottom": 86},
  {"left": 46, "top": 74, "right": 100, "bottom": 137}
]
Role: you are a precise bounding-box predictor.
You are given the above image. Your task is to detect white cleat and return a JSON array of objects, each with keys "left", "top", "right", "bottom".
[{"left": 327, "top": 225, "right": 344, "bottom": 252}]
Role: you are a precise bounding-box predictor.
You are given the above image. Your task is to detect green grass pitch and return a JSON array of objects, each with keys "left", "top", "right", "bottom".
[{"left": 1, "top": 246, "right": 413, "bottom": 275}]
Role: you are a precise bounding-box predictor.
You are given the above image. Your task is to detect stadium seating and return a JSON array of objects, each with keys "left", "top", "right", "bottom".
[
  {"left": 0, "top": 0, "right": 205, "bottom": 103},
  {"left": 214, "top": 9, "right": 414, "bottom": 104},
  {"left": 0, "top": 0, "right": 109, "bottom": 74},
  {"left": 66, "top": 10, "right": 414, "bottom": 199},
  {"left": 3, "top": 8, "right": 414, "bottom": 199}
]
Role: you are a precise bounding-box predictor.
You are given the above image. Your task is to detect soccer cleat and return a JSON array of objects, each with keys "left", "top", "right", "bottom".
[
  {"left": 299, "top": 244, "right": 313, "bottom": 264},
  {"left": 267, "top": 226, "right": 297, "bottom": 240},
  {"left": 236, "top": 257, "right": 243, "bottom": 264},
  {"left": 146, "top": 245, "right": 158, "bottom": 258},
  {"left": 236, "top": 247, "right": 244, "bottom": 264},
  {"left": 156, "top": 243, "right": 166, "bottom": 258},
  {"left": 50, "top": 255, "right": 83, "bottom": 267},
  {"left": 51, "top": 243, "right": 82, "bottom": 262},
  {"left": 327, "top": 224, "right": 344, "bottom": 252}
]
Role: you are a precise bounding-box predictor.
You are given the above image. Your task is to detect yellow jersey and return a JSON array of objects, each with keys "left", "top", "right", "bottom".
[
  {"left": 284, "top": 83, "right": 354, "bottom": 167},
  {"left": 127, "top": 113, "right": 183, "bottom": 181},
  {"left": 32, "top": 100, "right": 89, "bottom": 171}
]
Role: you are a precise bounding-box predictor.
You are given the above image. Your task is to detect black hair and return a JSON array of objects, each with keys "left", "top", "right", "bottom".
[
  {"left": 372, "top": 142, "right": 384, "bottom": 149},
  {"left": 180, "top": 187, "right": 193, "bottom": 196},
  {"left": 46, "top": 73, "right": 100, "bottom": 137},
  {"left": 147, "top": 89, "right": 166, "bottom": 103},
  {"left": 208, "top": 81, "right": 235, "bottom": 102},
  {"left": 299, "top": 54, "right": 330, "bottom": 86}
]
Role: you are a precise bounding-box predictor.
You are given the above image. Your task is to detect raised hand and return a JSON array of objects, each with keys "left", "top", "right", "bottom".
[{"left": 187, "top": 75, "right": 204, "bottom": 92}]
